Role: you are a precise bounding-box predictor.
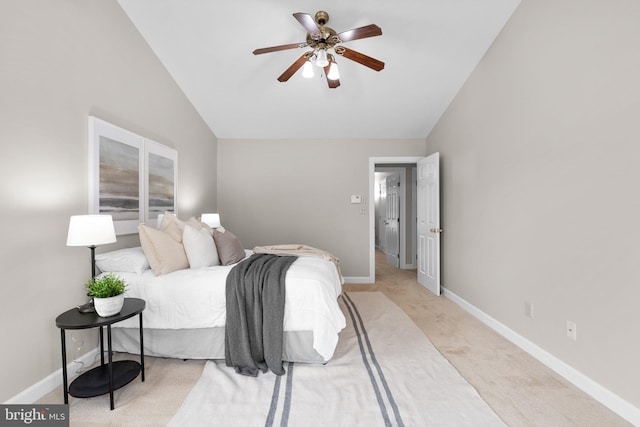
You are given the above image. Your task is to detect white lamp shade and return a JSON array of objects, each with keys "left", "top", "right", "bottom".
[
  {"left": 327, "top": 62, "right": 340, "bottom": 80},
  {"left": 201, "top": 213, "right": 221, "bottom": 228},
  {"left": 315, "top": 49, "right": 329, "bottom": 67},
  {"left": 302, "top": 61, "right": 315, "bottom": 79},
  {"left": 66, "top": 215, "right": 117, "bottom": 247}
]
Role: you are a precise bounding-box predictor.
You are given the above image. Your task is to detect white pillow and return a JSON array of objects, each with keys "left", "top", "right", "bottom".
[
  {"left": 95, "top": 247, "right": 150, "bottom": 275},
  {"left": 183, "top": 225, "right": 220, "bottom": 268}
]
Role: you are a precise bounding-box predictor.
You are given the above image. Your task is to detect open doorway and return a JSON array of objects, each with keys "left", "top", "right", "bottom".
[
  {"left": 368, "top": 157, "right": 424, "bottom": 282},
  {"left": 374, "top": 166, "right": 416, "bottom": 269}
]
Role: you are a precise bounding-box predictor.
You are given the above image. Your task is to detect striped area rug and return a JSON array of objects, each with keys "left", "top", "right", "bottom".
[{"left": 169, "top": 292, "right": 505, "bottom": 426}]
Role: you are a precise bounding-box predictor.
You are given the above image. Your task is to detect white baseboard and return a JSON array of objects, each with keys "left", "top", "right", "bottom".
[
  {"left": 4, "top": 348, "right": 99, "bottom": 404},
  {"left": 442, "top": 287, "right": 640, "bottom": 426}
]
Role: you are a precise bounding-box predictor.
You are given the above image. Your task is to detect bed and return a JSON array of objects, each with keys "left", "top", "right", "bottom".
[{"left": 95, "top": 240, "right": 346, "bottom": 364}]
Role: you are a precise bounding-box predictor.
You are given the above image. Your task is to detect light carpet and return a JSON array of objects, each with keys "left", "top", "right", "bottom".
[{"left": 169, "top": 292, "right": 506, "bottom": 426}]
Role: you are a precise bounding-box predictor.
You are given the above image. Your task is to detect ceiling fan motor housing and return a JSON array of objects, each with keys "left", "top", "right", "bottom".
[{"left": 306, "top": 11, "right": 339, "bottom": 50}]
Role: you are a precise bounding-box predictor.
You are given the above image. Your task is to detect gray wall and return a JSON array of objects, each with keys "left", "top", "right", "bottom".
[
  {"left": 427, "top": 0, "right": 640, "bottom": 408},
  {"left": 0, "top": 1, "right": 217, "bottom": 402},
  {"left": 217, "top": 139, "right": 426, "bottom": 279}
]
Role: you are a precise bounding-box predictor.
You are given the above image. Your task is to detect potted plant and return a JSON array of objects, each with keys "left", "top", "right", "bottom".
[{"left": 85, "top": 273, "right": 127, "bottom": 317}]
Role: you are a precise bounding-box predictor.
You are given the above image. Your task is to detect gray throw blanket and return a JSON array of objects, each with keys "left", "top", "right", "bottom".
[{"left": 225, "top": 253, "right": 297, "bottom": 377}]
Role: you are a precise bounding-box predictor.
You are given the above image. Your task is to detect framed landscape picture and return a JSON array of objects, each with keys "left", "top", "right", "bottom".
[
  {"left": 89, "top": 117, "right": 144, "bottom": 235},
  {"left": 88, "top": 117, "right": 177, "bottom": 235},
  {"left": 145, "top": 139, "right": 177, "bottom": 226}
]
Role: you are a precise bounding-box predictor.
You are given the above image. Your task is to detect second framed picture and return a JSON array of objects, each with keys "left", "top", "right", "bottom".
[{"left": 145, "top": 139, "right": 177, "bottom": 227}]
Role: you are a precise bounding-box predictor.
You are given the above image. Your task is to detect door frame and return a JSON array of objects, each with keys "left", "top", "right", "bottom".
[{"left": 368, "top": 156, "right": 424, "bottom": 282}]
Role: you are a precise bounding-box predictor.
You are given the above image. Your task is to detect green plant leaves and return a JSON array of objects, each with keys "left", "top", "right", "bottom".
[{"left": 85, "top": 273, "right": 127, "bottom": 298}]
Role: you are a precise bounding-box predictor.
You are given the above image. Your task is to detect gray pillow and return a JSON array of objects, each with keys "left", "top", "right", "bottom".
[{"left": 212, "top": 229, "right": 246, "bottom": 265}]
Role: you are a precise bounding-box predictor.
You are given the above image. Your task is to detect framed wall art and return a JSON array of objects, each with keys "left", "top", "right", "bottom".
[
  {"left": 88, "top": 116, "right": 177, "bottom": 235},
  {"left": 145, "top": 139, "right": 177, "bottom": 227}
]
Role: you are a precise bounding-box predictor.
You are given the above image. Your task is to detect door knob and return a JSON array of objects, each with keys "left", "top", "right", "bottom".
[{"left": 430, "top": 228, "right": 443, "bottom": 233}]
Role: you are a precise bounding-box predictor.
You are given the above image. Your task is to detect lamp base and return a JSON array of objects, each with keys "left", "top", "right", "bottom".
[{"left": 77, "top": 301, "right": 95, "bottom": 314}]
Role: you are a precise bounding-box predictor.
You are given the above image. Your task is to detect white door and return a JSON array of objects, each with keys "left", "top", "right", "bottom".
[
  {"left": 385, "top": 174, "right": 400, "bottom": 267},
  {"left": 417, "top": 153, "right": 441, "bottom": 295}
]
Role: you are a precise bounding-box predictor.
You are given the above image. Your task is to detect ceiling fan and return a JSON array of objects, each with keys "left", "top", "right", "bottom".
[{"left": 252, "top": 11, "right": 385, "bottom": 88}]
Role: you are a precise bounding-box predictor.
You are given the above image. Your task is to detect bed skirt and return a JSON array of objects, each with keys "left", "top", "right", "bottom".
[{"left": 110, "top": 327, "right": 327, "bottom": 364}]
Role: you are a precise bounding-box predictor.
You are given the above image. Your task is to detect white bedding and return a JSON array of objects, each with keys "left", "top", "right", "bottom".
[{"left": 110, "top": 251, "right": 346, "bottom": 360}]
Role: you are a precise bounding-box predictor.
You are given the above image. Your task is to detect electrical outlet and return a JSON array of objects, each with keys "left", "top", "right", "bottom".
[
  {"left": 525, "top": 302, "right": 534, "bottom": 319},
  {"left": 566, "top": 320, "right": 577, "bottom": 340}
]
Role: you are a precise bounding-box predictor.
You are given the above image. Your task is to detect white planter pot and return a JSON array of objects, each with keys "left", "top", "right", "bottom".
[{"left": 94, "top": 294, "right": 125, "bottom": 317}]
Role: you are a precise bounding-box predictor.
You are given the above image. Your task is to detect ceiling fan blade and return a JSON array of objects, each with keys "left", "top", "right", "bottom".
[
  {"left": 337, "top": 24, "right": 383, "bottom": 43},
  {"left": 323, "top": 64, "right": 340, "bottom": 89},
  {"left": 253, "top": 43, "right": 306, "bottom": 55},
  {"left": 335, "top": 47, "right": 385, "bottom": 72},
  {"left": 277, "top": 54, "right": 310, "bottom": 82},
  {"left": 293, "top": 13, "right": 321, "bottom": 38}
]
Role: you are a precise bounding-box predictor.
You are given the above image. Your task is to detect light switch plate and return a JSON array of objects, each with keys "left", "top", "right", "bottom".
[{"left": 350, "top": 195, "right": 362, "bottom": 204}]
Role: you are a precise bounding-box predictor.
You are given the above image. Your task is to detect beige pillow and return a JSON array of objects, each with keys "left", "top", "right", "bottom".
[
  {"left": 160, "top": 212, "right": 185, "bottom": 242},
  {"left": 139, "top": 224, "right": 189, "bottom": 275},
  {"left": 162, "top": 221, "right": 183, "bottom": 243},
  {"left": 185, "top": 216, "right": 214, "bottom": 236},
  {"left": 212, "top": 228, "right": 246, "bottom": 265},
  {"left": 160, "top": 211, "right": 185, "bottom": 229}
]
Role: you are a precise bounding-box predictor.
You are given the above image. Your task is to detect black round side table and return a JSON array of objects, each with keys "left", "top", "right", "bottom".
[{"left": 55, "top": 297, "right": 146, "bottom": 410}]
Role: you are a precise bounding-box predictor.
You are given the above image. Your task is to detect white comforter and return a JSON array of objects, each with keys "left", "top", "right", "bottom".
[{"left": 110, "top": 251, "right": 346, "bottom": 360}]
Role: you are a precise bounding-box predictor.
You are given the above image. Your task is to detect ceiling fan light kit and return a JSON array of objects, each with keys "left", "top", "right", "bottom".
[
  {"left": 253, "top": 11, "right": 384, "bottom": 88},
  {"left": 315, "top": 49, "right": 329, "bottom": 67},
  {"left": 327, "top": 61, "right": 340, "bottom": 80},
  {"left": 302, "top": 61, "right": 315, "bottom": 79}
]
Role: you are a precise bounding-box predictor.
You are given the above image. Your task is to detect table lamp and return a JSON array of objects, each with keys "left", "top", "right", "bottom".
[
  {"left": 66, "top": 215, "right": 117, "bottom": 279},
  {"left": 201, "top": 213, "right": 221, "bottom": 228}
]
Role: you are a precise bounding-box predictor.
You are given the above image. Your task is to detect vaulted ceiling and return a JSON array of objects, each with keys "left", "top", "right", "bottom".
[{"left": 117, "top": 0, "right": 520, "bottom": 139}]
